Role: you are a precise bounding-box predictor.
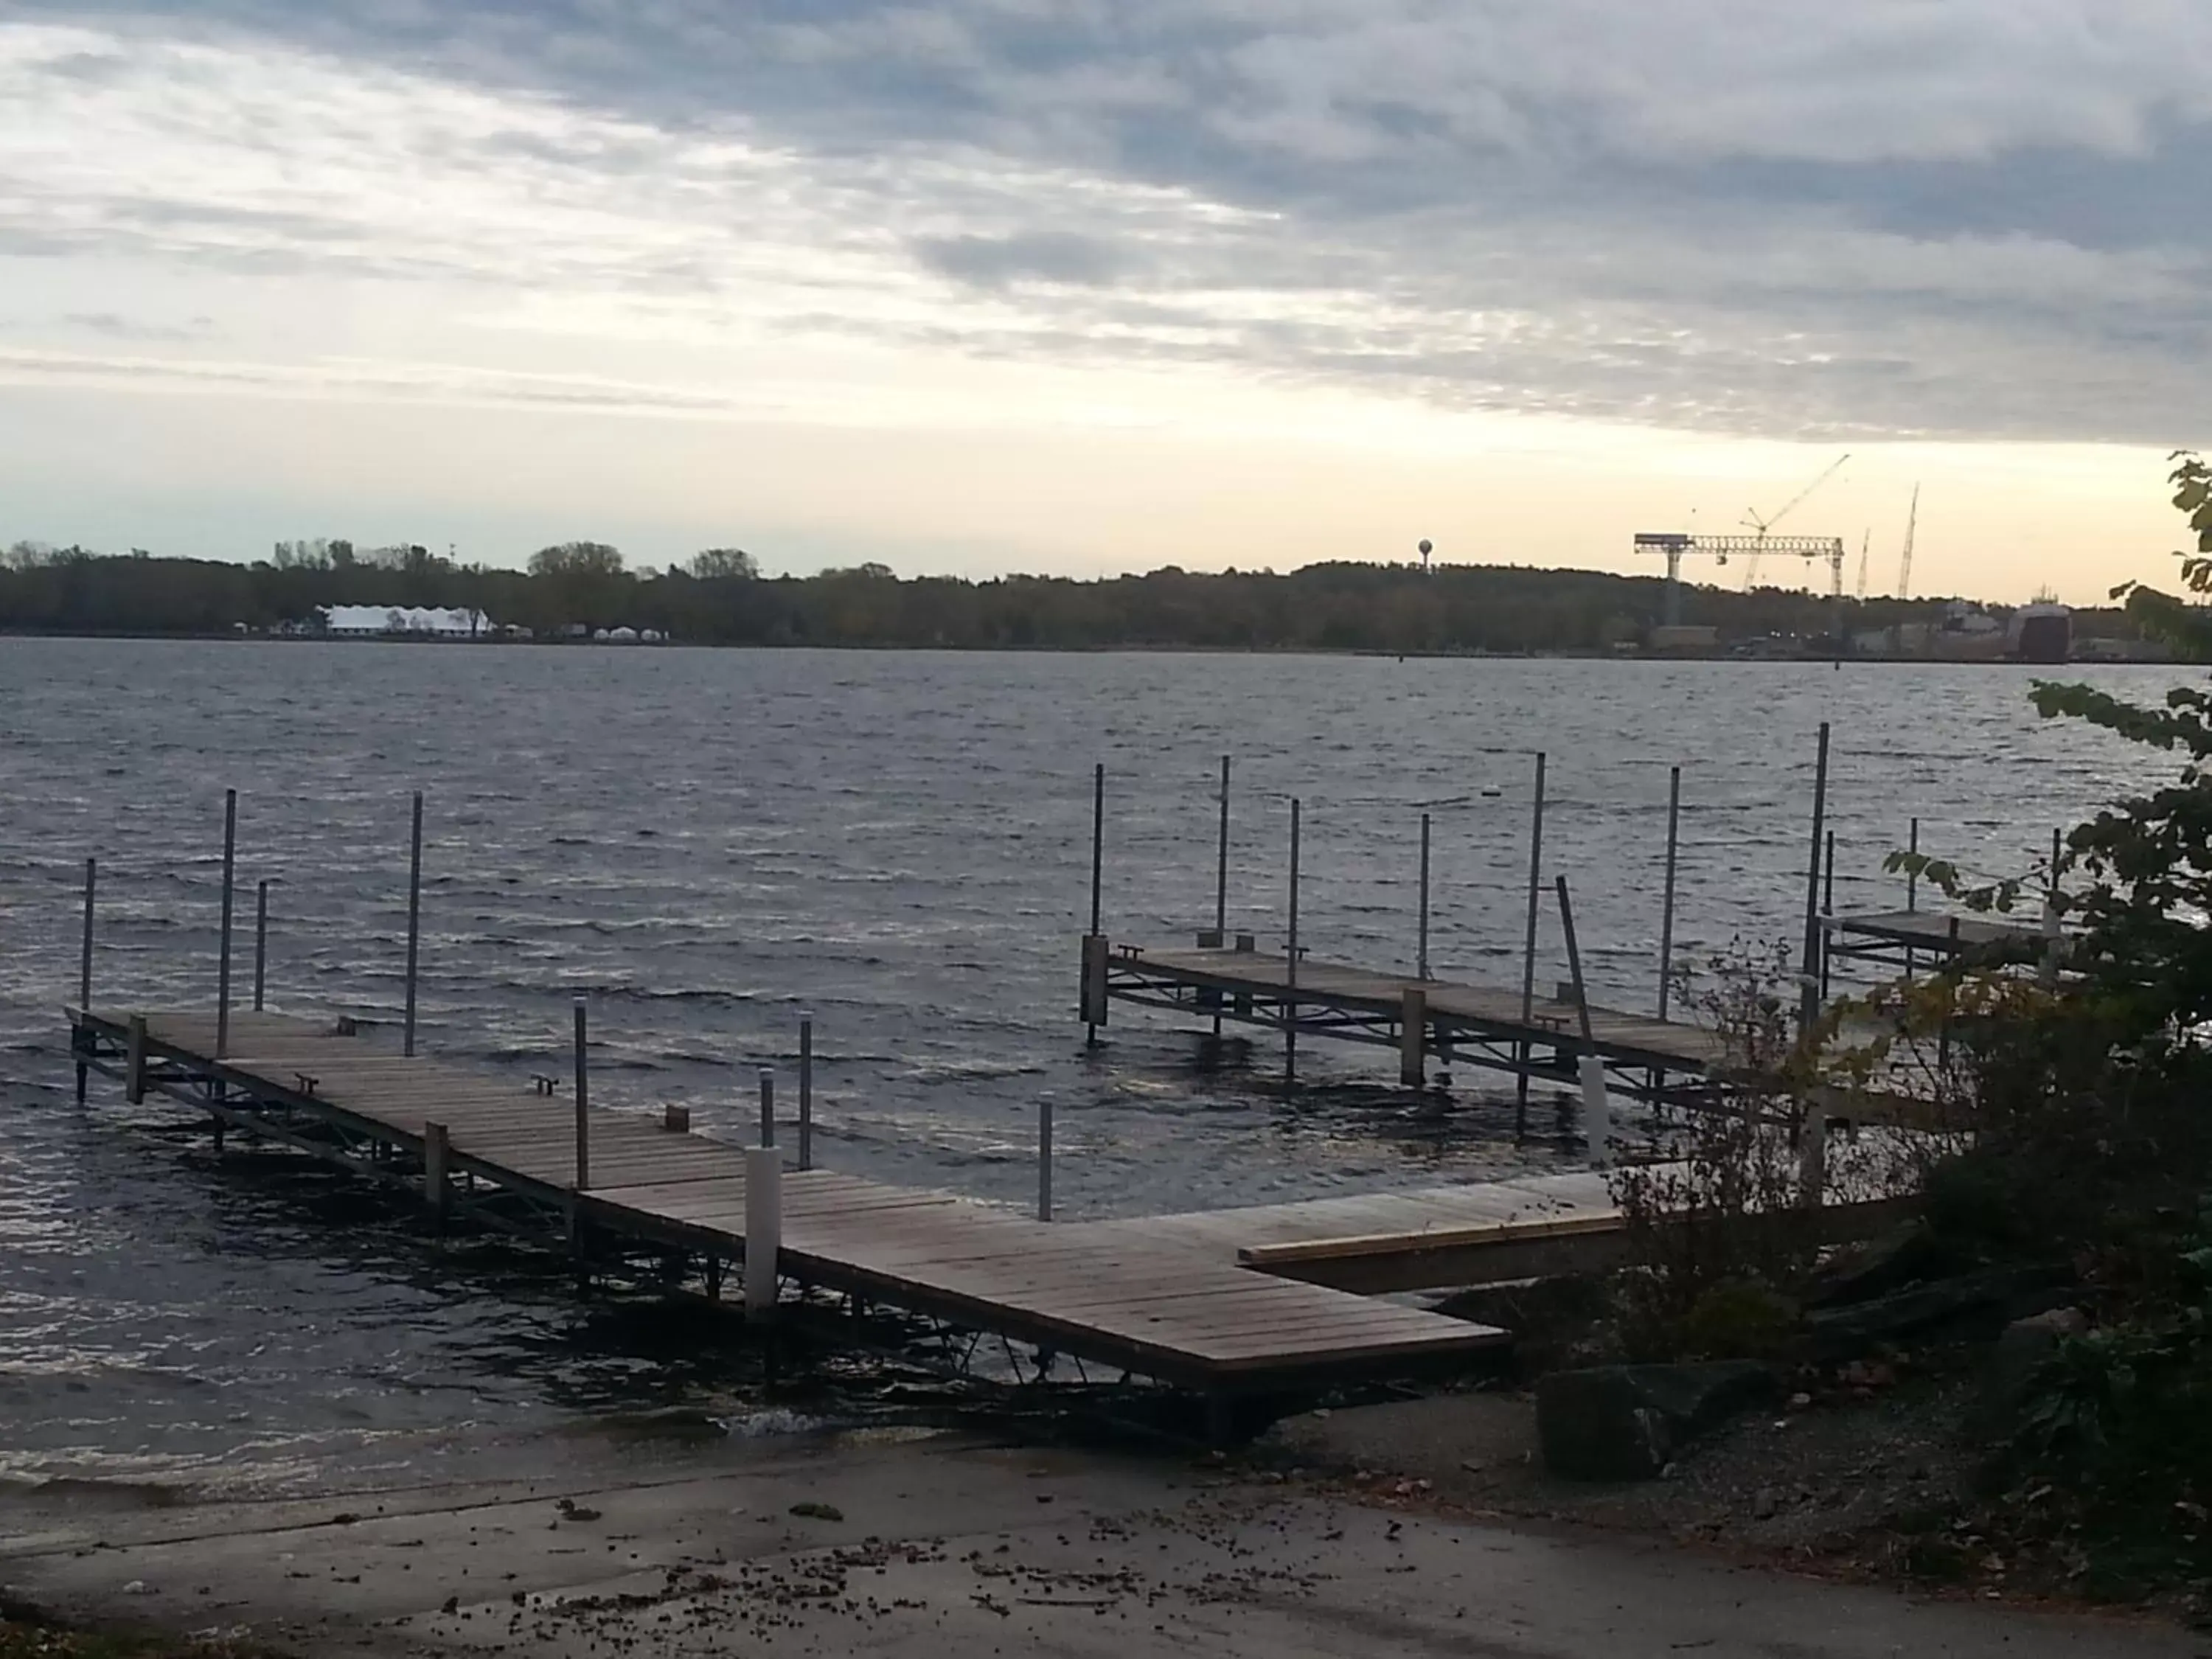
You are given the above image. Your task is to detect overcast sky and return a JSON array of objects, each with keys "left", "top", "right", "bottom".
[{"left": 2, "top": 1, "right": 2207, "bottom": 599}]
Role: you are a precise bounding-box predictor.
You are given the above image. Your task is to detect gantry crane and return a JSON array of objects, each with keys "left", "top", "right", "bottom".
[{"left": 1636, "top": 532, "right": 1849, "bottom": 624}]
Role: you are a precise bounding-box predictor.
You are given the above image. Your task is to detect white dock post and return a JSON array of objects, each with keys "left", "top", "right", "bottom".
[
  {"left": 425, "top": 1120, "right": 450, "bottom": 1220},
  {"left": 1555, "top": 874, "right": 1609, "bottom": 1167},
  {"left": 1399, "top": 987, "right": 1427, "bottom": 1087},
  {"left": 1580, "top": 1055, "right": 1613, "bottom": 1169},
  {"left": 745, "top": 1146, "right": 782, "bottom": 1319}
]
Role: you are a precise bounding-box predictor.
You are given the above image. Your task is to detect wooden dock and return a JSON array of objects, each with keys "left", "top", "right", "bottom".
[
  {"left": 67, "top": 1006, "right": 1505, "bottom": 1413},
  {"left": 1091, "top": 940, "right": 1732, "bottom": 1096},
  {"left": 1069, "top": 1167, "right": 1910, "bottom": 1295},
  {"left": 1823, "top": 908, "right": 2045, "bottom": 968}
]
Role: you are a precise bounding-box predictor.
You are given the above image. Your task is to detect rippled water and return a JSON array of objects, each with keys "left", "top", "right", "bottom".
[{"left": 0, "top": 639, "right": 2183, "bottom": 1492}]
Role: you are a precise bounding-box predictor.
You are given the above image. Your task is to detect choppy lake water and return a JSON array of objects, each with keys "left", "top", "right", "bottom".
[{"left": 0, "top": 640, "right": 2182, "bottom": 1492}]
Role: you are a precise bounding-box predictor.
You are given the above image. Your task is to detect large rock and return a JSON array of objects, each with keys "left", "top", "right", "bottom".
[
  {"left": 1806, "top": 1222, "right": 1959, "bottom": 1309},
  {"left": 1802, "top": 1265, "right": 2070, "bottom": 1358},
  {"left": 1537, "top": 1361, "right": 1775, "bottom": 1481},
  {"left": 1971, "top": 1306, "right": 2088, "bottom": 1445}
]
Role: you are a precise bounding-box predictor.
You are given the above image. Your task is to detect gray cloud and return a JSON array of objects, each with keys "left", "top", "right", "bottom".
[
  {"left": 6, "top": 1, "right": 2212, "bottom": 442},
  {"left": 913, "top": 230, "right": 1131, "bottom": 288}
]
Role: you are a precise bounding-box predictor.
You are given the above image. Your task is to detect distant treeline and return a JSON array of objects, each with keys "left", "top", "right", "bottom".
[{"left": 0, "top": 537, "right": 2129, "bottom": 652}]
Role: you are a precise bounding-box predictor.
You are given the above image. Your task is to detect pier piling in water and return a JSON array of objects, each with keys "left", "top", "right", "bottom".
[
  {"left": 1037, "top": 1092, "right": 1054, "bottom": 1221},
  {"left": 1658, "top": 766, "right": 1680, "bottom": 1020},
  {"left": 216, "top": 790, "right": 237, "bottom": 1059},
  {"left": 1514, "top": 753, "right": 1547, "bottom": 1138},
  {"left": 424, "top": 1120, "right": 450, "bottom": 1220},
  {"left": 403, "top": 791, "right": 423, "bottom": 1059},
  {"left": 758, "top": 1066, "right": 776, "bottom": 1149},
  {"left": 254, "top": 880, "right": 269, "bottom": 1012},
  {"left": 1555, "top": 875, "right": 1608, "bottom": 1166},
  {"left": 798, "top": 1014, "right": 814, "bottom": 1171},
  {"left": 1285, "top": 798, "right": 1301, "bottom": 1082},
  {"left": 571, "top": 997, "right": 590, "bottom": 1192},
  {"left": 1799, "top": 724, "right": 1831, "bottom": 1036},
  {"left": 75, "top": 857, "right": 95, "bottom": 1105},
  {"left": 1416, "top": 811, "right": 1431, "bottom": 983},
  {"left": 1085, "top": 764, "right": 1105, "bottom": 1048}
]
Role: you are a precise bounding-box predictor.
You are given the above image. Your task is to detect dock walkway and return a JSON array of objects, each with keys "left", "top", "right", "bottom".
[
  {"left": 69, "top": 1007, "right": 1503, "bottom": 1405},
  {"left": 1098, "top": 942, "right": 1732, "bottom": 1089}
]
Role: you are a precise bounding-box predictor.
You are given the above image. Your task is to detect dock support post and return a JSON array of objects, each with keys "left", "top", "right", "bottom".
[
  {"left": 1515, "top": 753, "right": 1547, "bottom": 1138},
  {"left": 1399, "top": 987, "right": 1427, "bottom": 1087},
  {"left": 745, "top": 1147, "right": 782, "bottom": 1321},
  {"left": 1798, "top": 1107, "right": 1827, "bottom": 1206},
  {"left": 1037, "top": 1093, "right": 1054, "bottom": 1221},
  {"left": 216, "top": 788, "right": 237, "bottom": 1059},
  {"left": 798, "top": 1014, "right": 814, "bottom": 1172},
  {"left": 78, "top": 856, "right": 96, "bottom": 1012},
  {"left": 404, "top": 790, "right": 423, "bottom": 1059},
  {"left": 758, "top": 1067, "right": 776, "bottom": 1149},
  {"left": 424, "top": 1120, "right": 449, "bottom": 1222},
  {"left": 1904, "top": 815, "right": 1921, "bottom": 977},
  {"left": 1085, "top": 762, "right": 1105, "bottom": 1048},
  {"left": 1798, "top": 723, "right": 1831, "bottom": 1039},
  {"left": 1938, "top": 917, "right": 1959, "bottom": 1070},
  {"left": 1555, "top": 876, "right": 1607, "bottom": 1166},
  {"left": 1416, "top": 811, "right": 1431, "bottom": 981},
  {"left": 1820, "top": 829, "right": 1837, "bottom": 998},
  {"left": 2041, "top": 827, "right": 2064, "bottom": 988},
  {"left": 571, "top": 997, "right": 590, "bottom": 1192},
  {"left": 1658, "top": 765, "right": 1680, "bottom": 1020},
  {"left": 253, "top": 880, "right": 269, "bottom": 1012},
  {"left": 125, "top": 1015, "right": 147, "bottom": 1106},
  {"left": 1285, "top": 798, "right": 1301, "bottom": 1084},
  {"left": 1214, "top": 755, "right": 1230, "bottom": 1037},
  {"left": 76, "top": 856, "right": 95, "bottom": 1105}
]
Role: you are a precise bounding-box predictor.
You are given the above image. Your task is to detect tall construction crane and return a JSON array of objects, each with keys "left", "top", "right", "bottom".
[
  {"left": 1854, "top": 529, "right": 1871, "bottom": 600},
  {"left": 1636, "top": 532, "right": 1848, "bottom": 624},
  {"left": 1896, "top": 484, "right": 1921, "bottom": 599},
  {"left": 1741, "top": 452, "right": 1851, "bottom": 585}
]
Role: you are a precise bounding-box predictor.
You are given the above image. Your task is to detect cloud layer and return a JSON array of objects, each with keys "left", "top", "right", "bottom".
[{"left": 3, "top": 2, "right": 2210, "bottom": 443}]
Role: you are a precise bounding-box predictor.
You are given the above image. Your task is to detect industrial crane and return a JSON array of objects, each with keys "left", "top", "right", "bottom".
[
  {"left": 1741, "top": 453, "right": 1851, "bottom": 585},
  {"left": 1854, "top": 529, "right": 1871, "bottom": 600},
  {"left": 1896, "top": 484, "right": 1920, "bottom": 599},
  {"left": 1635, "top": 530, "right": 1848, "bottom": 624}
]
